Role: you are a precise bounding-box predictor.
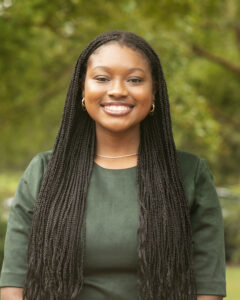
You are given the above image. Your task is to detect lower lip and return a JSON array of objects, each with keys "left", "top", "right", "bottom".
[{"left": 101, "top": 105, "right": 133, "bottom": 116}]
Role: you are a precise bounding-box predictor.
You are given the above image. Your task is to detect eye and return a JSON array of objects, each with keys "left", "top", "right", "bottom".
[
  {"left": 128, "top": 77, "right": 144, "bottom": 84},
  {"left": 94, "top": 76, "right": 109, "bottom": 82}
]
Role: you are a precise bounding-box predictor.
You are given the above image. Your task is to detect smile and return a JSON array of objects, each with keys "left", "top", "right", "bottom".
[{"left": 101, "top": 104, "right": 134, "bottom": 116}]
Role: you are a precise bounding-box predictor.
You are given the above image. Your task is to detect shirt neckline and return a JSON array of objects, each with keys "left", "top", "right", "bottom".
[{"left": 93, "top": 162, "right": 137, "bottom": 172}]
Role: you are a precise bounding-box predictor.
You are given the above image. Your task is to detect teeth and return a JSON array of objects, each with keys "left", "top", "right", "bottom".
[{"left": 103, "top": 105, "right": 131, "bottom": 112}]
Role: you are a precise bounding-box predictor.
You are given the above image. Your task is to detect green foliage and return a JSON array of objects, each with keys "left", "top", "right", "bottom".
[
  {"left": 2, "top": 0, "right": 240, "bottom": 285},
  {"left": 0, "top": 0, "right": 240, "bottom": 187}
]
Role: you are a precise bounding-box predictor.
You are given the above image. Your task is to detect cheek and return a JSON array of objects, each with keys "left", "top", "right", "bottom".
[
  {"left": 133, "top": 86, "right": 153, "bottom": 105},
  {"left": 84, "top": 80, "right": 106, "bottom": 102}
]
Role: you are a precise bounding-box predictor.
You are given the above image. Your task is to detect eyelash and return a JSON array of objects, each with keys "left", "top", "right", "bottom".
[
  {"left": 95, "top": 76, "right": 109, "bottom": 82},
  {"left": 94, "top": 77, "right": 143, "bottom": 84},
  {"left": 129, "top": 78, "right": 143, "bottom": 83}
]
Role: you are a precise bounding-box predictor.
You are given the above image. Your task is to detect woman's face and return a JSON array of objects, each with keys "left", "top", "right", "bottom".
[{"left": 83, "top": 42, "right": 154, "bottom": 134}]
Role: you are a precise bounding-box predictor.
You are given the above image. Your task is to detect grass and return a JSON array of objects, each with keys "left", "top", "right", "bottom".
[{"left": 226, "top": 265, "right": 240, "bottom": 299}]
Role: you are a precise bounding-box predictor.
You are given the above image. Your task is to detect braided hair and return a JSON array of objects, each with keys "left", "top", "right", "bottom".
[{"left": 24, "top": 30, "right": 196, "bottom": 300}]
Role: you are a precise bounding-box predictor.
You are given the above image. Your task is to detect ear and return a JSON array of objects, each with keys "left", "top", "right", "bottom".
[
  {"left": 152, "top": 81, "right": 156, "bottom": 101},
  {"left": 152, "top": 91, "right": 155, "bottom": 104}
]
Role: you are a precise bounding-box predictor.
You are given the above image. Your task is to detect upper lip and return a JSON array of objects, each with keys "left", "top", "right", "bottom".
[{"left": 100, "top": 101, "right": 134, "bottom": 107}]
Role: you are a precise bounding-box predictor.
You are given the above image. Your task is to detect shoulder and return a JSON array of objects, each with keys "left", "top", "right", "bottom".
[
  {"left": 8, "top": 151, "right": 53, "bottom": 213},
  {"left": 176, "top": 149, "right": 207, "bottom": 186},
  {"left": 20, "top": 150, "right": 53, "bottom": 192},
  {"left": 176, "top": 149, "right": 201, "bottom": 166},
  {"left": 176, "top": 149, "right": 202, "bottom": 172},
  {"left": 30, "top": 150, "right": 52, "bottom": 167},
  {"left": 25, "top": 150, "right": 52, "bottom": 174}
]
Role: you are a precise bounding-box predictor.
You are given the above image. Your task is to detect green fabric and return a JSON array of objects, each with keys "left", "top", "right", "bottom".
[{"left": 0, "top": 150, "right": 226, "bottom": 298}]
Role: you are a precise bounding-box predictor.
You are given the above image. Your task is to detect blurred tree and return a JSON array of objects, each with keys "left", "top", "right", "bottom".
[{"left": 0, "top": 0, "right": 239, "bottom": 185}]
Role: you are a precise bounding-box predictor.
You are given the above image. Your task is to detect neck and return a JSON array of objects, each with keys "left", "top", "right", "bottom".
[
  {"left": 94, "top": 125, "right": 140, "bottom": 169},
  {"left": 96, "top": 125, "right": 140, "bottom": 156}
]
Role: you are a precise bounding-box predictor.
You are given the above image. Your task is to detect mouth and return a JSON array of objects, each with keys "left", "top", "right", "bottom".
[{"left": 100, "top": 102, "right": 134, "bottom": 116}]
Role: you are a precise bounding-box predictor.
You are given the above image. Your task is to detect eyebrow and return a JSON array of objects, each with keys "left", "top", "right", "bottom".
[{"left": 91, "top": 66, "right": 145, "bottom": 73}]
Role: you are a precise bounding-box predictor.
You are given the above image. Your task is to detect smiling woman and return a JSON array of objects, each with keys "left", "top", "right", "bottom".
[
  {"left": 83, "top": 42, "right": 154, "bottom": 169},
  {"left": 0, "top": 31, "right": 226, "bottom": 300},
  {"left": 84, "top": 43, "right": 153, "bottom": 122}
]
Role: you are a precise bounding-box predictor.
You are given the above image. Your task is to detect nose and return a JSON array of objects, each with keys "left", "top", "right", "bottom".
[{"left": 107, "top": 79, "right": 128, "bottom": 98}]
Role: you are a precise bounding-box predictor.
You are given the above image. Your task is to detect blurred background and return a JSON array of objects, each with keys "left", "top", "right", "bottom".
[{"left": 0, "top": 0, "right": 239, "bottom": 298}]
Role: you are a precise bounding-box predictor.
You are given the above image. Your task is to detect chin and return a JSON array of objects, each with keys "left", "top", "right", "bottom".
[
  {"left": 106, "top": 126, "right": 132, "bottom": 133},
  {"left": 102, "top": 122, "right": 140, "bottom": 134}
]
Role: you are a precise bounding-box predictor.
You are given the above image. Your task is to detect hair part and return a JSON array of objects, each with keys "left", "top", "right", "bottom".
[{"left": 24, "top": 30, "right": 197, "bottom": 300}]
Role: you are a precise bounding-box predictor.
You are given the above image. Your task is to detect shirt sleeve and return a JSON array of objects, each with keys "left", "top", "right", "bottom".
[
  {"left": 191, "top": 158, "right": 226, "bottom": 296},
  {"left": 0, "top": 154, "right": 45, "bottom": 287}
]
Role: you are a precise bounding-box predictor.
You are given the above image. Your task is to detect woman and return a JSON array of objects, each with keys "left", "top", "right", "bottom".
[{"left": 0, "top": 30, "right": 226, "bottom": 299}]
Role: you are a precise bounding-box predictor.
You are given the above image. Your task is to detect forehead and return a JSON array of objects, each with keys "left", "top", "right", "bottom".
[{"left": 87, "top": 42, "right": 151, "bottom": 71}]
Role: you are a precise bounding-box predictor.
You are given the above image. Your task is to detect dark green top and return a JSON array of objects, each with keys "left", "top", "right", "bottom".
[{"left": 0, "top": 150, "right": 226, "bottom": 298}]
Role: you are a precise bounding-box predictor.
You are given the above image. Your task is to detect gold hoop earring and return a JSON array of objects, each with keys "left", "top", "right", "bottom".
[
  {"left": 81, "top": 97, "right": 86, "bottom": 111},
  {"left": 150, "top": 103, "right": 155, "bottom": 114}
]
